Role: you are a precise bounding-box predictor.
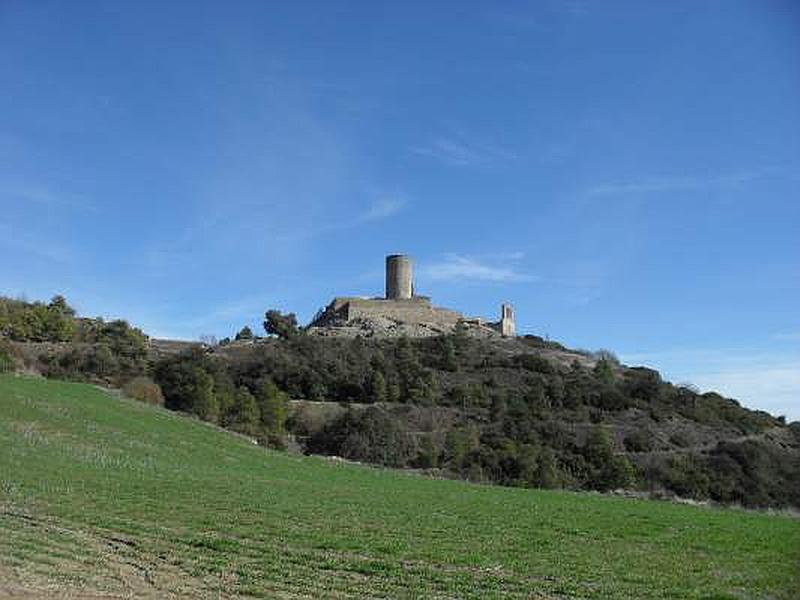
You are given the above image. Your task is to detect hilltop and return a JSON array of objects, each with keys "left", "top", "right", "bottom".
[{"left": 1, "top": 375, "right": 798, "bottom": 598}]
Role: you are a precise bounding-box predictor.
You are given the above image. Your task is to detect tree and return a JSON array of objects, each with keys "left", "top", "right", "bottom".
[
  {"left": 583, "top": 426, "right": 634, "bottom": 491},
  {"left": 258, "top": 381, "right": 288, "bottom": 436},
  {"left": 444, "top": 425, "right": 480, "bottom": 472},
  {"left": 440, "top": 335, "right": 458, "bottom": 372},
  {"left": 48, "top": 295, "right": 76, "bottom": 317},
  {"left": 264, "top": 310, "right": 299, "bottom": 340},
  {"left": 415, "top": 434, "right": 440, "bottom": 468},
  {"left": 191, "top": 368, "right": 219, "bottom": 423},
  {"left": 368, "top": 370, "right": 387, "bottom": 403},
  {"left": 235, "top": 326, "right": 254, "bottom": 341},
  {"left": 154, "top": 350, "right": 216, "bottom": 418},
  {"left": 593, "top": 358, "right": 616, "bottom": 385},
  {"left": 452, "top": 321, "right": 471, "bottom": 356},
  {"left": 534, "top": 447, "right": 560, "bottom": 489},
  {"left": 214, "top": 374, "right": 237, "bottom": 423},
  {"left": 229, "top": 386, "right": 260, "bottom": 436},
  {"left": 394, "top": 336, "right": 436, "bottom": 404}
]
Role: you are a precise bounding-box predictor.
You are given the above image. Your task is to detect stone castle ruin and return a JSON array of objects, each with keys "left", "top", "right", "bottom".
[{"left": 308, "top": 254, "right": 515, "bottom": 338}]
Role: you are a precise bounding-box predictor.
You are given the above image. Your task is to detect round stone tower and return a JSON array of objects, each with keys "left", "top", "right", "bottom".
[{"left": 385, "top": 254, "right": 413, "bottom": 300}]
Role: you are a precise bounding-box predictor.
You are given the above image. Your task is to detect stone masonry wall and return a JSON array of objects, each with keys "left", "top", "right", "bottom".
[{"left": 311, "top": 297, "right": 463, "bottom": 329}]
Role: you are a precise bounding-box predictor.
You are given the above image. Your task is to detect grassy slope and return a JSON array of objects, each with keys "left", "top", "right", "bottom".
[{"left": 0, "top": 375, "right": 798, "bottom": 599}]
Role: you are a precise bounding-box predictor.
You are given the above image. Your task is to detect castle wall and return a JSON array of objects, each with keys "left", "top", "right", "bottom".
[
  {"left": 347, "top": 297, "right": 463, "bottom": 326},
  {"left": 311, "top": 296, "right": 463, "bottom": 329}
]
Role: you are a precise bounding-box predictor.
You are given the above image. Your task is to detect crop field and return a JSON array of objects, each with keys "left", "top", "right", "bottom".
[{"left": 0, "top": 375, "right": 798, "bottom": 599}]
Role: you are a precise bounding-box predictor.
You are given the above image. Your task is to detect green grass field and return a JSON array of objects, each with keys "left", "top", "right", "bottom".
[{"left": 1, "top": 375, "right": 798, "bottom": 599}]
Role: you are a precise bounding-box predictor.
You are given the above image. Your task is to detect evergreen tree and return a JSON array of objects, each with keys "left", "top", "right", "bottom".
[
  {"left": 235, "top": 325, "right": 254, "bottom": 341},
  {"left": 441, "top": 335, "right": 458, "bottom": 372},
  {"left": 593, "top": 358, "right": 616, "bottom": 385},
  {"left": 192, "top": 368, "right": 219, "bottom": 423},
  {"left": 368, "top": 370, "right": 387, "bottom": 403},
  {"left": 534, "top": 447, "right": 560, "bottom": 489},
  {"left": 230, "top": 386, "right": 260, "bottom": 436},
  {"left": 258, "top": 381, "right": 288, "bottom": 435},
  {"left": 583, "top": 426, "right": 635, "bottom": 491}
]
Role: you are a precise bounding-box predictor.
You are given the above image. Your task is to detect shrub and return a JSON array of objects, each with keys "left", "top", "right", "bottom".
[
  {"left": 663, "top": 455, "right": 710, "bottom": 500},
  {"left": 624, "top": 367, "right": 663, "bottom": 402},
  {"left": 624, "top": 429, "right": 655, "bottom": 452},
  {"left": 308, "top": 406, "right": 415, "bottom": 468},
  {"left": 123, "top": 377, "right": 164, "bottom": 405},
  {"left": 669, "top": 431, "right": 693, "bottom": 448},
  {"left": 513, "top": 354, "right": 556, "bottom": 374}
]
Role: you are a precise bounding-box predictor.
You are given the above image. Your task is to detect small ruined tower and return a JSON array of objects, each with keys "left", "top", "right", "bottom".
[
  {"left": 385, "top": 254, "right": 413, "bottom": 300},
  {"left": 500, "top": 303, "right": 515, "bottom": 337}
]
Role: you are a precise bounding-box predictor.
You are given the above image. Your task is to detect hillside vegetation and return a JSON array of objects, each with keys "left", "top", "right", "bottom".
[
  {"left": 2, "top": 295, "right": 799, "bottom": 509},
  {"left": 1, "top": 375, "right": 798, "bottom": 599}
]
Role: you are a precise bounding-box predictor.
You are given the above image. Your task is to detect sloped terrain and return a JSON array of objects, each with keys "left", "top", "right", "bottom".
[
  {"left": 203, "top": 334, "right": 799, "bottom": 508},
  {"left": 6, "top": 294, "right": 796, "bottom": 509},
  {"left": 1, "top": 375, "right": 798, "bottom": 599}
]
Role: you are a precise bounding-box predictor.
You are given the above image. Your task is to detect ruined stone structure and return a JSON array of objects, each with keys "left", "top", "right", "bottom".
[
  {"left": 308, "top": 254, "right": 517, "bottom": 338},
  {"left": 499, "top": 303, "right": 516, "bottom": 337}
]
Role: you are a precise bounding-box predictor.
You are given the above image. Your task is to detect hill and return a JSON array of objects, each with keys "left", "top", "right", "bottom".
[
  {"left": 2, "top": 294, "right": 799, "bottom": 509},
  {"left": 1, "top": 375, "right": 798, "bottom": 598},
  {"left": 181, "top": 333, "right": 800, "bottom": 509}
]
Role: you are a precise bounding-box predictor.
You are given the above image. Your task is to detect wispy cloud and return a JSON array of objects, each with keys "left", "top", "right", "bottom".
[
  {"left": 420, "top": 253, "right": 535, "bottom": 283},
  {"left": 773, "top": 331, "right": 800, "bottom": 342},
  {"left": 412, "top": 135, "right": 516, "bottom": 168},
  {"left": 0, "top": 183, "right": 96, "bottom": 211},
  {"left": 587, "top": 166, "right": 787, "bottom": 197},
  {"left": 355, "top": 196, "right": 406, "bottom": 223},
  {"left": 283, "top": 194, "right": 407, "bottom": 240},
  {"left": 141, "top": 192, "right": 407, "bottom": 275},
  {"left": 140, "top": 294, "right": 279, "bottom": 340},
  {"left": 0, "top": 222, "right": 75, "bottom": 263}
]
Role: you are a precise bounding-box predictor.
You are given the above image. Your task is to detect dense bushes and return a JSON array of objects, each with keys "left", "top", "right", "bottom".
[
  {"left": 4, "top": 294, "right": 794, "bottom": 508},
  {"left": 152, "top": 348, "right": 288, "bottom": 447},
  {"left": 0, "top": 295, "right": 149, "bottom": 384},
  {"left": 0, "top": 295, "right": 76, "bottom": 342},
  {"left": 35, "top": 319, "right": 149, "bottom": 384},
  {"left": 623, "top": 429, "right": 655, "bottom": 452},
  {"left": 307, "top": 406, "right": 415, "bottom": 467},
  {"left": 141, "top": 330, "right": 799, "bottom": 506},
  {"left": 581, "top": 427, "right": 635, "bottom": 491}
]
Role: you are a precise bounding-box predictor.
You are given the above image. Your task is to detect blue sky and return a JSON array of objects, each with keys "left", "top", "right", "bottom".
[{"left": 1, "top": 1, "right": 799, "bottom": 419}]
